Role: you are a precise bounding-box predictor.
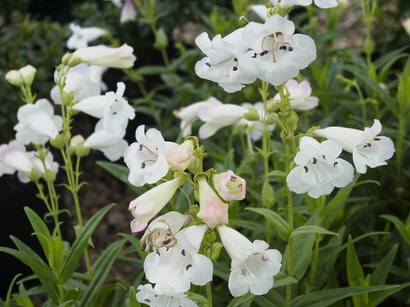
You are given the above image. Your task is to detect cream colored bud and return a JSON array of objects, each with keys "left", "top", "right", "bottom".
[
  {"left": 19, "top": 65, "right": 36, "bottom": 86},
  {"left": 5, "top": 70, "right": 23, "bottom": 87},
  {"left": 70, "top": 134, "right": 85, "bottom": 146}
]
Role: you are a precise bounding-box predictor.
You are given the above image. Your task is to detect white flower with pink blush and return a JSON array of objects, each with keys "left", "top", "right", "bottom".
[
  {"left": 74, "top": 44, "right": 136, "bottom": 68},
  {"left": 0, "top": 140, "right": 33, "bottom": 183},
  {"left": 213, "top": 170, "right": 246, "bottom": 201},
  {"left": 217, "top": 225, "right": 282, "bottom": 297},
  {"left": 165, "top": 139, "right": 195, "bottom": 172},
  {"left": 313, "top": 119, "right": 395, "bottom": 174},
  {"left": 196, "top": 174, "right": 229, "bottom": 229},
  {"left": 273, "top": 79, "right": 319, "bottom": 111},
  {"left": 128, "top": 176, "right": 185, "bottom": 233},
  {"left": 197, "top": 97, "right": 247, "bottom": 139}
]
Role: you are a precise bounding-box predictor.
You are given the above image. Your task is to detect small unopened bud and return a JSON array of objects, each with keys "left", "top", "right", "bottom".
[
  {"left": 154, "top": 28, "right": 168, "bottom": 50},
  {"left": 244, "top": 107, "right": 260, "bottom": 121},
  {"left": 166, "top": 139, "right": 195, "bottom": 172},
  {"left": 210, "top": 242, "right": 223, "bottom": 262},
  {"left": 266, "top": 100, "right": 279, "bottom": 113},
  {"left": 49, "top": 134, "right": 66, "bottom": 149},
  {"left": 19, "top": 65, "right": 37, "bottom": 86},
  {"left": 70, "top": 135, "right": 85, "bottom": 146},
  {"left": 44, "top": 169, "right": 56, "bottom": 182},
  {"left": 27, "top": 168, "right": 40, "bottom": 182},
  {"left": 61, "top": 90, "right": 75, "bottom": 106},
  {"left": 261, "top": 180, "right": 275, "bottom": 207},
  {"left": 61, "top": 53, "right": 73, "bottom": 66},
  {"left": 286, "top": 109, "right": 298, "bottom": 132},
  {"left": 265, "top": 113, "right": 279, "bottom": 125},
  {"left": 67, "top": 54, "right": 83, "bottom": 67},
  {"left": 5, "top": 70, "right": 23, "bottom": 87},
  {"left": 364, "top": 38, "right": 375, "bottom": 55}
]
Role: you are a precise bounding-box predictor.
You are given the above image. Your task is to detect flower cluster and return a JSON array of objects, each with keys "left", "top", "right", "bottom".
[
  {"left": 287, "top": 120, "right": 395, "bottom": 198},
  {"left": 124, "top": 126, "right": 282, "bottom": 304},
  {"left": 195, "top": 14, "right": 316, "bottom": 92}
]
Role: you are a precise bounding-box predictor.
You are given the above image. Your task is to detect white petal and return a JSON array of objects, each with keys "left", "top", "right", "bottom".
[
  {"left": 314, "top": 0, "right": 338, "bottom": 8},
  {"left": 353, "top": 149, "right": 368, "bottom": 174},
  {"left": 187, "top": 254, "right": 213, "bottom": 286},
  {"left": 73, "top": 95, "right": 111, "bottom": 118},
  {"left": 228, "top": 268, "right": 250, "bottom": 297}
]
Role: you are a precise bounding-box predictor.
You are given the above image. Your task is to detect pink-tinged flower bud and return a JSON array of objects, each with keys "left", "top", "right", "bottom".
[
  {"left": 197, "top": 175, "right": 228, "bottom": 229},
  {"left": 74, "top": 44, "right": 136, "bottom": 68},
  {"left": 120, "top": 0, "right": 137, "bottom": 23},
  {"left": 213, "top": 170, "right": 246, "bottom": 201},
  {"left": 5, "top": 70, "right": 23, "bottom": 87},
  {"left": 166, "top": 139, "right": 194, "bottom": 172},
  {"left": 19, "top": 65, "right": 37, "bottom": 86}
]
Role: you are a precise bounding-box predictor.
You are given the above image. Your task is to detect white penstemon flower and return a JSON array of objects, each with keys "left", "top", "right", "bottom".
[
  {"left": 144, "top": 225, "right": 213, "bottom": 294},
  {"left": 0, "top": 140, "right": 33, "bottom": 183},
  {"left": 15, "top": 99, "right": 62, "bottom": 145},
  {"left": 286, "top": 136, "right": 354, "bottom": 198},
  {"left": 74, "top": 44, "right": 136, "bottom": 68},
  {"left": 195, "top": 28, "right": 257, "bottom": 93},
  {"left": 239, "top": 102, "right": 275, "bottom": 141},
  {"left": 140, "top": 211, "right": 191, "bottom": 251},
  {"left": 280, "top": 0, "right": 338, "bottom": 9},
  {"left": 197, "top": 97, "right": 247, "bottom": 139},
  {"left": 73, "top": 82, "right": 135, "bottom": 136},
  {"left": 242, "top": 14, "right": 316, "bottom": 86},
  {"left": 83, "top": 120, "right": 128, "bottom": 162},
  {"left": 217, "top": 225, "right": 282, "bottom": 297},
  {"left": 50, "top": 64, "right": 101, "bottom": 105},
  {"left": 273, "top": 79, "right": 319, "bottom": 111},
  {"left": 313, "top": 119, "right": 395, "bottom": 174},
  {"left": 124, "top": 125, "right": 169, "bottom": 187},
  {"left": 136, "top": 284, "right": 197, "bottom": 307},
  {"left": 128, "top": 176, "right": 185, "bottom": 233},
  {"left": 66, "top": 23, "right": 106, "bottom": 50}
]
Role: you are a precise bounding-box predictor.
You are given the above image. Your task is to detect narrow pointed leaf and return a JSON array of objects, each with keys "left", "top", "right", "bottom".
[
  {"left": 24, "top": 207, "right": 51, "bottom": 257},
  {"left": 246, "top": 207, "right": 290, "bottom": 240},
  {"left": 290, "top": 225, "right": 338, "bottom": 239}
]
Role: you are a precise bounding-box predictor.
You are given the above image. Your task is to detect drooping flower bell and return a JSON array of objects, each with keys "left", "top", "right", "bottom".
[
  {"left": 286, "top": 136, "right": 354, "bottom": 198},
  {"left": 313, "top": 119, "right": 395, "bottom": 174}
]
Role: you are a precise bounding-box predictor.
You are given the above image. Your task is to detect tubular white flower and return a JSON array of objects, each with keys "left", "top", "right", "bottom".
[
  {"left": 18, "top": 151, "right": 59, "bottom": 183},
  {"left": 50, "top": 64, "right": 101, "bottom": 105},
  {"left": 0, "top": 140, "right": 33, "bottom": 182},
  {"left": 173, "top": 100, "right": 208, "bottom": 137},
  {"left": 197, "top": 98, "right": 247, "bottom": 139},
  {"left": 212, "top": 170, "right": 246, "bottom": 201},
  {"left": 140, "top": 211, "right": 191, "bottom": 251},
  {"left": 313, "top": 119, "right": 395, "bottom": 174},
  {"left": 217, "top": 225, "right": 282, "bottom": 297},
  {"left": 286, "top": 136, "right": 354, "bottom": 198},
  {"left": 124, "top": 125, "right": 169, "bottom": 187},
  {"left": 195, "top": 28, "right": 257, "bottom": 93},
  {"left": 66, "top": 23, "right": 106, "bottom": 50},
  {"left": 73, "top": 82, "right": 135, "bottom": 136},
  {"left": 144, "top": 225, "right": 213, "bottom": 294},
  {"left": 136, "top": 284, "right": 198, "bottom": 307},
  {"left": 242, "top": 14, "right": 316, "bottom": 86},
  {"left": 19, "top": 65, "right": 37, "bottom": 86},
  {"left": 74, "top": 44, "right": 136, "bottom": 68},
  {"left": 197, "top": 175, "right": 229, "bottom": 229},
  {"left": 120, "top": 0, "right": 137, "bottom": 23},
  {"left": 273, "top": 79, "right": 319, "bottom": 111},
  {"left": 128, "top": 176, "right": 185, "bottom": 233},
  {"left": 15, "top": 99, "right": 62, "bottom": 145},
  {"left": 84, "top": 120, "right": 128, "bottom": 162}
]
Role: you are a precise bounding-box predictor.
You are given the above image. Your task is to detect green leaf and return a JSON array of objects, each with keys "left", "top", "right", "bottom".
[
  {"left": 347, "top": 236, "right": 367, "bottom": 306},
  {"left": 381, "top": 214, "right": 410, "bottom": 246},
  {"left": 228, "top": 292, "right": 255, "bottom": 307},
  {"left": 266, "top": 170, "right": 287, "bottom": 178},
  {"left": 397, "top": 73, "right": 410, "bottom": 114},
  {"left": 292, "top": 285, "right": 398, "bottom": 307},
  {"left": 96, "top": 161, "right": 148, "bottom": 195},
  {"left": 273, "top": 276, "right": 298, "bottom": 288},
  {"left": 0, "top": 244, "right": 59, "bottom": 303},
  {"left": 24, "top": 207, "right": 51, "bottom": 257},
  {"left": 290, "top": 225, "right": 338, "bottom": 239},
  {"left": 127, "top": 286, "right": 140, "bottom": 307},
  {"left": 254, "top": 295, "right": 277, "bottom": 307},
  {"left": 80, "top": 239, "right": 125, "bottom": 307},
  {"left": 5, "top": 274, "right": 21, "bottom": 307},
  {"left": 368, "top": 282, "right": 410, "bottom": 307},
  {"left": 118, "top": 233, "right": 148, "bottom": 260},
  {"left": 136, "top": 65, "right": 170, "bottom": 75},
  {"left": 62, "top": 203, "right": 116, "bottom": 282},
  {"left": 370, "top": 244, "right": 398, "bottom": 286},
  {"left": 245, "top": 207, "right": 289, "bottom": 240}
]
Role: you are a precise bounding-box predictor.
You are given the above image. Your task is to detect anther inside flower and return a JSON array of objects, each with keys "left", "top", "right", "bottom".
[
  {"left": 243, "top": 14, "right": 316, "bottom": 86},
  {"left": 124, "top": 125, "right": 169, "bottom": 186},
  {"left": 286, "top": 136, "right": 354, "bottom": 198}
]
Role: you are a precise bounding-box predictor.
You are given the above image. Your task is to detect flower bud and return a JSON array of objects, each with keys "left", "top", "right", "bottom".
[
  {"left": 5, "top": 70, "right": 23, "bottom": 87},
  {"left": 49, "top": 134, "right": 66, "bottom": 149},
  {"left": 19, "top": 65, "right": 36, "bottom": 86},
  {"left": 27, "top": 167, "right": 40, "bottom": 182},
  {"left": 166, "top": 139, "right": 194, "bottom": 172},
  {"left": 285, "top": 109, "right": 298, "bottom": 132},
  {"left": 44, "top": 169, "right": 56, "bottom": 182},
  {"left": 74, "top": 44, "right": 136, "bottom": 68},
  {"left": 67, "top": 54, "right": 83, "bottom": 68},
  {"left": 61, "top": 53, "right": 73, "bottom": 66},
  {"left": 154, "top": 28, "right": 168, "bottom": 49},
  {"left": 212, "top": 170, "right": 246, "bottom": 201},
  {"left": 243, "top": 107, "right": 260, "bottom": 121},
  {"left": 196, "top": 174, "right": 229, "bottom": 229}
]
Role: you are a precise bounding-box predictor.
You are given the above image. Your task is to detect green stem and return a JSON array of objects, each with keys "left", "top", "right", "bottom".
[{"left": 206, "top": 282, "right": 213, "bottom": 307}]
